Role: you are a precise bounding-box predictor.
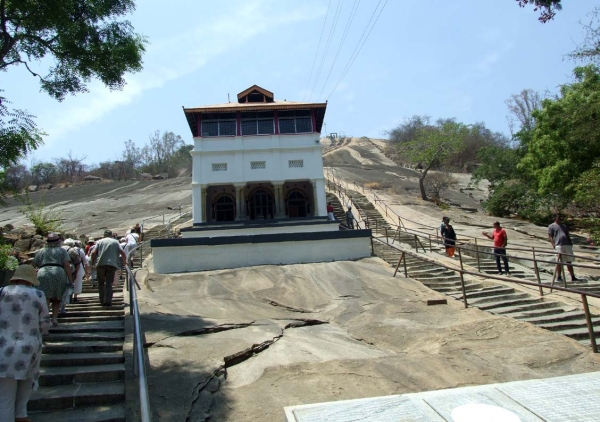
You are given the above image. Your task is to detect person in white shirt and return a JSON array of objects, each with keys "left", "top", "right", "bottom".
[{"left": 124, "top": 227, "right": 138, "bottom": 266}]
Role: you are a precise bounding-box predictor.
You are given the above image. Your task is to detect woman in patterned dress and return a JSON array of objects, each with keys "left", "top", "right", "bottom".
[
  {"left": 33, "top": 233, "right": 73, "bottom": 326},
  {"left": 0, "top": 264, "right": 50, "bottom": 422}
]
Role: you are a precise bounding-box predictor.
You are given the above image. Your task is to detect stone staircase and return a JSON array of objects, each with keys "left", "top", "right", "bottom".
[
  {"left": 31, "top": 278, "right": 127, "bottom": 421},
  {"left": 337, "top": 189, "right": 600, "bottom": 347},
  {"left": 326, "top": 192, "right": 349, "bottom": 229}
]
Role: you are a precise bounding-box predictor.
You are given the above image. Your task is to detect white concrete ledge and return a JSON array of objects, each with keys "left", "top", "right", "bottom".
[
  {"left": 152, "top": 230, "right": 372, "bottom": 273},
  {"left": 284, "top": 371, "right": 600, "bottom": 421},
  {"left": 182, "top": 220, "right": 340, "bottom": 238}
]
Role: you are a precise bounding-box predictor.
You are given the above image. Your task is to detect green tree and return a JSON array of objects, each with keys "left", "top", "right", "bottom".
[
  {"left": 31, "top": 162, "right": 58, "bottom": 185},
  {"left": 519, "top": 65, "right": 600, "bottom": 200},
  {"left": 0, "top": 0, "right": 146, "bottom": 100},
  {"left": 398, "top": 120, "right": 469, "bottom": 201},
  {"left": 0, "top": 0, "right": 146, "bottom": 192},
  {"left": 0, "top": 95, "right": 44, "bottom": 203}
]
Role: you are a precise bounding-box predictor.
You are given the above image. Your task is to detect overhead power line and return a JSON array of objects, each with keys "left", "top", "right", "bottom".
[
  {"left": 317, "top": 0, "right": 360, "bottom": 100},
  {"left": 326, "top": 0, "right": 388, "bottom": 101},
  {"left": 309, "top": 0, "right": 343, "bottom": 102},
  {"left": 304, "top": 0, "right": 332, "bottom": 101}
]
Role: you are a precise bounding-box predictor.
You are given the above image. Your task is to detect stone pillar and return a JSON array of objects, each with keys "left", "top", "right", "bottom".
[
  {"left": 193, "top": 185, "right": 202, "bottom": 224},
  {"left": 201, "top": 186, "right": 208, "bottom": 223},
  {"left": 311, "top": 178, "right": 327, "bottom": 216},
  {"left": 234, "top": 184, "right": 246, "bottom": 219},
  {"left": 273, "top": 181, "right": 285, "bottom": 218}
]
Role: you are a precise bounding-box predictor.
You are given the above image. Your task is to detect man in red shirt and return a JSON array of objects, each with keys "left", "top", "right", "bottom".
[{"left": 483, "top": 221, "right": 510, "bottom": 275}]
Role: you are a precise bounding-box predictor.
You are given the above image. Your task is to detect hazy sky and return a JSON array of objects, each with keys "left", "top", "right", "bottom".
[{"left": 3, "top": 0, "right": 597, "bottom": 165}]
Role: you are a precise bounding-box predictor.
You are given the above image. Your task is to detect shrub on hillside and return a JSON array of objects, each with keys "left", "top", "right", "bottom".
[
  {"left": 364, "top": 182, "right": 382, "bottom": 190},
  {"left": 19, "top": 195, "right": 63, "bottom": 236}
]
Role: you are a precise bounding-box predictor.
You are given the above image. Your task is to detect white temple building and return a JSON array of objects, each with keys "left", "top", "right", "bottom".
[
  {"left": 151, "top": 86, "right": 371, "bottom": 274},
  {"left": 183, "top": 85, "right": 328, "bottom": 224}
]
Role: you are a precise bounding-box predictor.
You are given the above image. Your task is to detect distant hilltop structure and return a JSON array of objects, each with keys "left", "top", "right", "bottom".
[{"left": 182, "top": 84, "right": 328, "bottom": 225}]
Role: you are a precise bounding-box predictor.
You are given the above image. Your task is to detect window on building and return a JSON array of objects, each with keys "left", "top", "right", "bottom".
[
  {"left": 241, "top": 111, "right": 274, "bottom": 135},
  {"left": 279, "top": 110, "right": 313, "bottom": 134},
  {"left": 212, "top": 163, "right": 227, "bottom": 171},
  {"left": 288, "top": 159, "right": 304, "bottom": 168},
  {"left": 201, "top": 112, "right": 236, "bottom": 137},
  {"left": 251, "top": 161, "right": 266, "bottom": 169}
]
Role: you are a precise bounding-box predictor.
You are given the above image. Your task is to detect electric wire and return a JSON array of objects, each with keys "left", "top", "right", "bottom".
[
  {"left": 304, "top": 0, "right": 332, "bottom": 101},
  {"left": 309, "top": 0, "right": 343, "bottom": 101},
  {"left": 326, "top": 0, "right": 388, "bottom": 101},
  {"left": 317, "top": 0, "right": 360, "bottom": 100}
]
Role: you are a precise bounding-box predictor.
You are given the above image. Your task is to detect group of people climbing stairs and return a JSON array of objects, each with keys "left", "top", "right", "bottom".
[
  {"left": 26, "top": 218, "right": 185, "bottom": 421},
  {"left": 326, "top": 190, "right": 600, "bottom": 348}
]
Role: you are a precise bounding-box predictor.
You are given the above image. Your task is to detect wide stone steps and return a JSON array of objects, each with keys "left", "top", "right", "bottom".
[
  {"left": 29, "top": 382, "right": 124, "bottom": 411},
  {"left": 39, "top": 363, "right": 124, "bottom": 386},
  {"left": 28, "top": 404, "right": 125, "bottom": 422},
  {"left": 31, "top": 281, "right": 126, "bottom": 421},
  {"left": 343, "top": 188, "right": 600, "bottom": 348},
  {"left": 41, "top": 352, "right": 124, "bottom": 368}
]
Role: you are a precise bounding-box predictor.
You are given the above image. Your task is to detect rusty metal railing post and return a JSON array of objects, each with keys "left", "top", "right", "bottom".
[
  {"left": 581, "top": 294, "right": 598, "bottom": 353},
  {"left": 458, "top": 246, "right": 468, "bottom": 308},
  {"left": 532, "top": 247, "right": 543, "bottom": 297},
  {"left": 474, "top": 238, "right": 481, "bottom": 272},
  {"left": 385, "top": 227, "right": 388, "bottom": 244},
  {"left": 370, "top": 236, "right": 374, "bottom": 256},
  {"left": 403, "top": 252, "right": 408, "bottom": 277},
  {"left": 393, "top": 252, "right": 404, "bottom": 277}
]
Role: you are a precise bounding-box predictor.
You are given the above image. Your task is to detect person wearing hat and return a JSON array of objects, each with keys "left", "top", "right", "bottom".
[
  {"left": 85, "top": 237, "right": 96, "bottom": 255},
  {"left": 33, "top": 233, "right": 73, "bottom": 326},
  {"left": 91, "top": 229, "right": 127, "bottom": 307},
  {"left": 0, "top": 265, "right": 50, "bottom": 422}
]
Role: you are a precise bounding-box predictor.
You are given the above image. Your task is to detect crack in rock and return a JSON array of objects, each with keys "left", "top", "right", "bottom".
[
  {"left": 262, "top": 298, "right": 314, "bottom": 313},
  {"left": 224, "top": 319, "right": 328, "bottom": 368},
  {"left": 144, "top": 322, "right": 255, "bottom": 348},
  {"left": 186, "top": 367, "right": 226, "bottom": 422}
]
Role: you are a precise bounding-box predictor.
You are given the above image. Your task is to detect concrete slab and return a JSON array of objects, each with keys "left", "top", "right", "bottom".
[{"left": 284, "top": 372, "right": 600, "bottom": 422}]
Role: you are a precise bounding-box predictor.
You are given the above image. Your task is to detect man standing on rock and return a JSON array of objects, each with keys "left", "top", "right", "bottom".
[
  {"left": 483, "top": 222, "right": 510, "bottom": 275},
  {"left": 91, "top": 230, "right": 127, "bottom": 307},
  {"left": 346, "top": 206, "right": 355, "bottom": 229},
  {"left": 548, "top": 214, "right": 578, "bottom": 283}
]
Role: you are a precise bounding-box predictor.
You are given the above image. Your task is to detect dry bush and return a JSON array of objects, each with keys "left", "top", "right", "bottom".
[
  {"left": 424, "top": 172, "right": 457, "bottom": 204},
  {"left": 364, "top": 181, "right": 382, "bottom": 190}
]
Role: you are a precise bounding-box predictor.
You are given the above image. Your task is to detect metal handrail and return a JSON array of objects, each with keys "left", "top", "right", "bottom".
[
  {"left": 124, "top": 254, "right": 151, "bottom": 421},
  {"left": 166, "top": 209, "right": 192, "bottom": 237},
  {"left": 140, "top": 206, "right": 192, "bottom": 239},
  {"left": 324, "top": 170, "right": 600, "bottom": 257},
  {"left": 375, "top": 237, "right": 599, "bottom": 353}
]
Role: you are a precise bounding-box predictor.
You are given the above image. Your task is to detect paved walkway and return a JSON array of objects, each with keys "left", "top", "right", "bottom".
[{"left": 285, "top": 371, "right": 600, "bottom": 421}]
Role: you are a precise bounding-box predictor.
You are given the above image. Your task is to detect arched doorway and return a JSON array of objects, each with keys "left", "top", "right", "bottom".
[
  {"left": 287, "top": 190, "right": 308, "bottom": 218},
  {"left": 214, "top": 194, "right": 235, "bottom": 221},
  {"left": 248, "top": 189, "right": 274, "bottom": 220}
]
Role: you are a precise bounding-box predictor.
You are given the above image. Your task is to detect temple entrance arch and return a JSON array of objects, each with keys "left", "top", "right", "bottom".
[
  {"left": 287, "top": 190, "right": 308, "bottom": 218},
  {"left": 214, "top": 194, "right": 235, "bottom": 221},
  {"left": 248, "top": 188, "right": 274, "bottom": 220}
]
